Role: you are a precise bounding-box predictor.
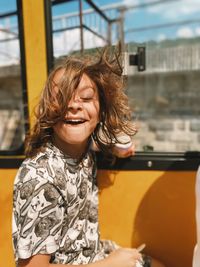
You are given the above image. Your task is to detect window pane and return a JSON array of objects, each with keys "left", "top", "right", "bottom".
[
  {"left": 125, "top": 0, "right": 200, "bottom": 153},
  {"left": 51, "top": 0, "right": 112, "bottom": 59},
  {"left": 50, "top": 0, "right": 200, "bottom": 154},
  {"left": 0, "top": 0, "right": 16, "bottom": 13},
  {"left": 0, "top": 0, "right": 25, "bottom": 151}
]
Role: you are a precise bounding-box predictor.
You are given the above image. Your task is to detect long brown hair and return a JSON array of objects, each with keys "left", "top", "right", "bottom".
[{"left": 25, "top": 46, "right": 137, "bottom": 157}]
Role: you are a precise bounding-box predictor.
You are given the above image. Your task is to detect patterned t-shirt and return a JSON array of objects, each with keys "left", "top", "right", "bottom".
[{"left": 12, "top": 143, "right": 117, "bottom": 265}]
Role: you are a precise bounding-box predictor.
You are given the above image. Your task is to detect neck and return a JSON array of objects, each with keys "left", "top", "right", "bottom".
[{"left": 52, "top": 136, "right": 90, "bottom": 160}]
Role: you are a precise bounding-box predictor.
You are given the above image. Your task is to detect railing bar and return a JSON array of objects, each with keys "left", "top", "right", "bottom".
[
  {"left": 85, "top": 0, "right": 111, "bottom": 22},
  {"left": 0, "top": 11, "right": 17, "bottom": 19},
  {"left": 0, "top": 37, "right": 18, "bottom": 43},
  {"left": 54, "top": 24, "right": 108, "bottom": 43},
  {"left": 53, "top": 26, "right": 80, "bottom": 33},
  {"left": 83, "top": 24, "right": 108, "bottom": 43},
  {"left": 126, "top": 18, "right": 200, "bottom": 33}
]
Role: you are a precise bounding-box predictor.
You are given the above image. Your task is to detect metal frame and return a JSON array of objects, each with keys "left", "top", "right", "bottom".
[
  {"left": 0, "top": 157, "right": 24, "bottom": 168},
  {"left": 0, "top": 0, "right": 28, "bottom": 156},
  {"left": 0, "top": 11, "right": 17, "bottom": 19},
  {"left": 97, "top": 152, "right": 200, "bottom": 171},
  {"left": 46, "top": 1, "right": 199, "bottom": 171},
  {"left": 44, "top": 0, "right": 54, "bottom": 73},
  {"left": 49, "top": 0, "right": 112, "bottom": 61},
  {"left": 1, "top": 151, "right": 200, "bottom": 170}
]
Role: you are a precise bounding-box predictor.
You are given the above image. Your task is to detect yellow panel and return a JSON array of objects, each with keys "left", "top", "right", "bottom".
[
  {"left": 98, "top": 170, "right": 196, "bottom": 267},
  {"left": 22, "top": 0, "right": 48, "bottom": 127},
  {"left": 0, "top": 169, "right": 18, "bottom": 267},
  {"left": 1, "top": 166, "right": 196, "bottom": 267}
]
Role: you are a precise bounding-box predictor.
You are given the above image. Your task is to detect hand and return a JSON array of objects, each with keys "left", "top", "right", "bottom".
[
  {"left": 105, "top": 248, "right": 142, "bottom": 267},
  {"left": 112, "top": 143, "right": 135, "bottom": 158}
]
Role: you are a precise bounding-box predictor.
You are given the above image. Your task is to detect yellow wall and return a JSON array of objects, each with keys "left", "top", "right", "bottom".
[
  {"left": 22, "top": 0, "right": 48, "bottom": 127},
  {"left": 0, "top": 169, "right": 196, "bottom": 267},
  {"left": 0, "top": 169, "right": 18, "bottom": 267},
  {"left": 0, "top": 0, "right": 48, "bottom": 266},
  {"left": 98, "top": 170, "right": 196, "bottom": 267},
  {"left": 0, "top": 1, "right": 196, "bottom": 267}
]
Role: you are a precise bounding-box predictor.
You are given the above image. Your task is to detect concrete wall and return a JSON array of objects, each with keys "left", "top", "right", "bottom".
[
  {"left": 0, "top": 65, "right": 22, "bottom": 109},
  {"left": 127, "top": 71, "right": 200, "bottom": 152},
  {"left": 0, "top": 63, "right": 199, "bottom": 152},
  {"left": 0, "top": 65, "right": 24, "bottom": 150}
]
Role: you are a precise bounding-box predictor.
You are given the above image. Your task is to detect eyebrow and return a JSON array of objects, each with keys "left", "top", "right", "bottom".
[{"left": 78, "top": 86, "right": 96, "bottom": 92}]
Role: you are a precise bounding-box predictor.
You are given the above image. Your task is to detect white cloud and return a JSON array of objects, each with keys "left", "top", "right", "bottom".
[
  {"left": 157, "top": 33, "right": 166, "bottom": 41},
  {"left": 176, "top": 27, "right": 194, "bottom": 38},
  {"left": 195, "top": 27, "right": 200, "bottom": 36},
  {"left": 147, "top": 0, "right": 200, "bottom": 19},
  {"left": 0, "top": 24, "right": 106, "bottom": 66},
  {"left": 0, "top": 26, "right": 19, "bottom": 66},
  {"left": 122, "top": 0, "right": 139, "bottom": 6},
  {"left": 53, "top": 28, "right": 105, "bottom": 58}
]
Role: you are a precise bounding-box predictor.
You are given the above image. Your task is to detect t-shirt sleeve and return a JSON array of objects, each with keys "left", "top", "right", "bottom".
[
  {"left": 13, "top": 176, "right": 65, "bottom": 260},
  {"left": 100, "top": 239, "right": 120, "bottom": 254}
]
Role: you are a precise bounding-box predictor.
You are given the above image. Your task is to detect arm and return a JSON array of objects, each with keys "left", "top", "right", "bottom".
[
  {"left": 111, "top": 142, "right": 135, "bottom": 158},
  {"left": 91, "top": 138, "right": 135, "bottom": 158},
  {"left": 18, "top": 248, "right": 143, "bottom": 267}
]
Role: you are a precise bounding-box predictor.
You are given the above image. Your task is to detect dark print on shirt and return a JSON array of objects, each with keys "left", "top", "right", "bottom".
[{"left": 12, "top": 143, "right": 117, "bottom": 265}]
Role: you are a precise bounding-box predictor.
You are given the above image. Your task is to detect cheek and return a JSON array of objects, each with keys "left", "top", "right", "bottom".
[
  {"left": 91, "top": 101, "right": 100, "bottom": 122},
  {"left": 53, "top": 122, "right": 64, "bottom": 135}
]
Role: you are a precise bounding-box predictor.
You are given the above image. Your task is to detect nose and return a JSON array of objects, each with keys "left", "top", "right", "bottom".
[{"left": 68, "top": 97, "right": 82, "bottom": 111}]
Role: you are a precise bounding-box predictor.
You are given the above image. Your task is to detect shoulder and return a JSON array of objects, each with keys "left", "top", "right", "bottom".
[
  {"left": 13, "top": 153, "right": 65, "bottom": 210},
  {"left": 14, "top": 149, "right": 53, "bottom": 185}
]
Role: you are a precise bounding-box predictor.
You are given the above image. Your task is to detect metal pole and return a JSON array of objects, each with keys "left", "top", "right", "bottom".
[
  {"left": 107, "top": 21, "right": 111, "bottom": 45},
  {"left": 118, "top": 7, "right": 125, "bottom": 50},
  {"left": 44, "top": 0, "right": 54, "bottom": 72},
  {"left": 79, "top": 0, "right": 84, "bottom": 54}
]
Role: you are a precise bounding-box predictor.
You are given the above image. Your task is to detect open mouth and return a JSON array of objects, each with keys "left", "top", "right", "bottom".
[{"left": 63, "top": 119, "right": 87, "bottom": 125}]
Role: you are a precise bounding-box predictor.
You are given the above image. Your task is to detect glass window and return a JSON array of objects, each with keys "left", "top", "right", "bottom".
[
  {"left": 125, "top": 0, "right": 200, "bottom": 153},
  {"left": 51, "top": 0, "right": 119, "bottom": 59},
  {"left": 0, "top": 0, "right": 25, "bottom": 152},
  {"left": 50, "top": 0, "right": 200, "bottom": 154}
]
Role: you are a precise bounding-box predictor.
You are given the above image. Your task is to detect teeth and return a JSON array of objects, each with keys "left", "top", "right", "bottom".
[
  {"left": 68, "top": 120, "right": 84, "bottom": 122},
  {"left": 64, "top": 119, "right": 86, "bottom": 124},
  {"left": 68, "top": 120, "right": 82, "bottom": 122}
]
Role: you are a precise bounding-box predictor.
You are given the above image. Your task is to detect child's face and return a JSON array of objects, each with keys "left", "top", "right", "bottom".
[{"left": 52, "top": 71, "right": 100, "bottom": 156}]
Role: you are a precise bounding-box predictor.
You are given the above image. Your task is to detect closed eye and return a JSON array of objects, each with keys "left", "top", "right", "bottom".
[{"left": 81, "top": 97, "right": 94, "bottom": 102}]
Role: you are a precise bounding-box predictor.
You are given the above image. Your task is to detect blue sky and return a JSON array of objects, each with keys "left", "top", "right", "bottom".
[
  {"left": 51, "top": 0, "right": 200, "bottom": 43},
  {"left": 121, "top": 0, "right": 200, "bottom": 43},
  {"left": 0, "top": 0, "right": 16, "bottom": 13},
  {"left": 1, "top": 0, "right": 200, "bottom": 43},
  {"left": 1, "top": 0, "right": 200, "bottom": 64}
]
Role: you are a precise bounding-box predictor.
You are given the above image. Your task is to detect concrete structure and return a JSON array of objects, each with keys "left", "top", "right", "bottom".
[{"left": 0, "top": 41, "right": 200, "bottom": 152}]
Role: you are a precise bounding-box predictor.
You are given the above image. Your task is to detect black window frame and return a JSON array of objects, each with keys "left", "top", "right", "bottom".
[
  {"left": 0, "top": 0, "right": 28, "bottom": 157},
  {"left": 45, "top": 0, "right": 200, "bottom": 171}
]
